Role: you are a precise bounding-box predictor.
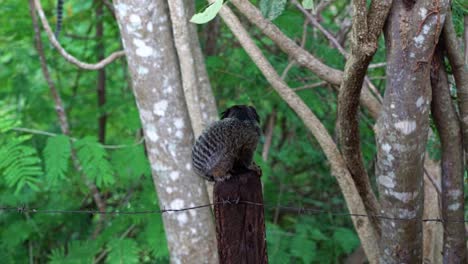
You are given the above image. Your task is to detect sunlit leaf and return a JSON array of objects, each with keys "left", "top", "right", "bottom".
[{"left": 190, "top": 0, "right": 223, "bottom": 24}]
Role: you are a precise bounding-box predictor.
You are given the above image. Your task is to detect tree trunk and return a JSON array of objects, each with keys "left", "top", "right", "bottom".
[
  {"left": 113, "top": 1, "right": 218, "bottom": 263},
  {"left": 431, "top": 47, "right": 466, "bottom": 263},
  {"left": 377, "top": 0, "right": 449, "bottom": 262}
]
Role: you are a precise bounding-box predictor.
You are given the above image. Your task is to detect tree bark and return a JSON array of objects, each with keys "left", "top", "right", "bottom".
[
  {"left": 96, "top": 1, "right": 107, "bottom": 144},
  {"left": 431, "top": 48, "right": 466, "bottom": 263},
  {"left": 214, "top": 171, "right": 268, "bottom": 264},
  {"left": 443, "top": 10, "right": 468, "bottom": 166},
  {"left": 377, "top": 0, "right": 449, "bottom": 262},
  {"left": 167, "top": 0, "right": 204, "bottom": 137},
  {"left": 113, "top": 1, "right": 218, "bottom": 263},
  {"left": 337, "top": 0, "right": 392, "bottom": 235},
  {"left": 422, "top": 159, "right": 443, "bottom": 264}
]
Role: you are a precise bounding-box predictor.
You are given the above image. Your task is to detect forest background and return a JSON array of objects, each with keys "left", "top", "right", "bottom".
[{"left": 0, "top": 0, "right": 467, "bottom": 263}]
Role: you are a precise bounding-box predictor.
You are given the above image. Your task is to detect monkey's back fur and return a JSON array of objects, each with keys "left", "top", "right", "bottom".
[{"left": 192, "top": 105, "right": 261, "bottom": 181}]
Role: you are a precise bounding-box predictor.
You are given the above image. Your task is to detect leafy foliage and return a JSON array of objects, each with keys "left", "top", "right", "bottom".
[
  {"left": 260, "top": 0, "right": 288, "bottom": 20},
  {"left": 0, "top": 135, "right": 42, "bottom": 194},
  {"left": 74, "top": 137, "right": 115, "bottom": 187},
  {"left": 43, "top": 135, "right": 71, "bottom": 184},
  {"left": 2, "top": 0, "right": 463, "bottom": 262},
  {"left": 107, "top": 239, "right": 140, "bottom": 264},
  {"left": 190, "top": 0, "right": 224, "bottom": 24}
]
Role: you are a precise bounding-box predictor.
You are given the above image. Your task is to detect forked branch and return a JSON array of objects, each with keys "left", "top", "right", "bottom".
[{"left": 33, "top": 0, "right": 125, "bottom": 70}]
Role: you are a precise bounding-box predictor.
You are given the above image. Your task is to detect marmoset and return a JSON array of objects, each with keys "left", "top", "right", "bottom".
[{"left": 192, "top": 105, "right": 261, "bottom": 181}]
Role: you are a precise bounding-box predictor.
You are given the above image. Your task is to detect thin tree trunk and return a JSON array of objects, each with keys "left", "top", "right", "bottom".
[
  {"left": 185, "top": 0, "right": 219, "bottom": 204},
  {"left": 443, "top": 10, "right": 468, "bottom": 166},
  {"left": 337, "top": 0, "right": 392, "bottom": 235},
  {"left": 431, "top": 47, "right": 466, "bottom": 263},
  {"left": 204, "top": 17, "right": 220, "bottom": 56},
  {"left": 113, "top": 1, "right": 218, "bottom": 262},
  {"left": 422, "top": 159, "right": 443, "bottom": 264},
  {"left": 96, "top": 1, "right": 107, "bottom": 144},
  {"left": 167, "top": 0, "right": 204, "bottom": 137},
  {"left": 377, "top": 1, "right": 449, "bottom": 262}
]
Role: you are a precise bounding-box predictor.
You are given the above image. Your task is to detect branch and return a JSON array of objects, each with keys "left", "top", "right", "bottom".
[
  {"left": 211, "top": 1, "right": 380, "bottom": 262},
  {"left": 33, "top": 0, "right": 125, "bottom": 70},
  {"left": 292, "top": 0, "right": 383, "bottom": 104},
  {"left": 336, "top": 0, "right": 392, "bottom": 234},
  {"left": 29, "top": 0, "right": 106, "bottom": 216},
  {"left": 430, "top": 47, "right": 466, "bottom": 262},
  {"left": 351, "top": 0, "right": 368, "bottom": 42},
  {"left": 292, "top": 0, "right": 347, "bottom": 57},
  {"left": 230, "top": 0, "right": 381, "bottom": 119},
  {"left": 443, "top": 10, "right": 468, "bottom": 163},
  {"left": 465, "top": 16, "right": 467, "bottom": 64},
  {"left": 167, "top": 0, "right": 204, "bottom": 137}
]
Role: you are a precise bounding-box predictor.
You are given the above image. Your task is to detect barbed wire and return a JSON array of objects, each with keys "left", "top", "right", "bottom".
[{"left": 1, "top": 200, "right": 466, "bottom": 223}]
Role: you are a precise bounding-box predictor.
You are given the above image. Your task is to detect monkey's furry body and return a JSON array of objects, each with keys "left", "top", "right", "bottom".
[{"left": 192, "top": 105, "right": 261, "bottom": 181}]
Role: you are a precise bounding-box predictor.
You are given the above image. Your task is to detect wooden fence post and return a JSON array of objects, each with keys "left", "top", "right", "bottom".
[{"left": 214, "top": 170, "right": 268, "bottom": 264}]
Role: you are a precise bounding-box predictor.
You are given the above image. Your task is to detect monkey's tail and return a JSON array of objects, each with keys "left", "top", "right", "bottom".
[{"left": 54, "top": 0, "right": 64, "bottom": 38}]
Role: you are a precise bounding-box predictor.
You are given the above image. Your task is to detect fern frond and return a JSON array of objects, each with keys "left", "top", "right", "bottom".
[
  {"left": 74, "top": 137, "right": 115, "bottom": 187},
  {"left": 43, "top": 135, "right": 71, "bottom": 184},
  {"left": 111, "top": 146, "right": 150, "bottom": 184},
  {"left": 48, "top": 240, "right": 99, "bottom": 264},
  {"left": 0, "top": 136, "right": 42, "bottom": 194},
  {"left": 107, "top": 239, "right": 139, "bottom": 264},
  {"left": 0, "top": 104, "right": 20, "bottom": 133}
]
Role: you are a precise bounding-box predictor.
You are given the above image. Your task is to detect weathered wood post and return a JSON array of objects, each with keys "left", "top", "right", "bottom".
[{"left": 214, "top": 170, "right": 268, "bottom": 264}]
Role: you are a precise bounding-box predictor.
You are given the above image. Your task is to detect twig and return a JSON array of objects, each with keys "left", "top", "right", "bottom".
[
  {"left": 33, "top": 0, "right": 125, "bottom": 70},
  {"left": 292, "top": 81, "right": 327, "bottom": 91},
  {"left": 368, "top": 62, "right": 387, "bottom": 69},
  {"left": 292, "top": 0, "right": 347, "bottom": 57},
  {"left": 12, "top": 127, "right": 145, "bottom": 149}
]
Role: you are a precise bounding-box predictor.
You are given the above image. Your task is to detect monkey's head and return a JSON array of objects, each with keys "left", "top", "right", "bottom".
[{"left": 221, "top": 105, "right": 260, "bottom": 124}]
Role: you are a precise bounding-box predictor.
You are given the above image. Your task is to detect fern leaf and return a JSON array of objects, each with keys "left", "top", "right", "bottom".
[
  {"left": 111, "top": 146, "right": 150, "bottom": 184},
  {"left": 0, "top": 104, "right": 20, "bottom": 133},
  {"left": 106, "top": 239, "right": 139, "bottom": 264},
  {"left": 0, "top": 137, "right": 42, "bottom": 194},
  {"left": 74, "top": 137, "right": 115, "bottom": 187},
  {"left": 43, "top": 135, "right": 71, "bottom": 184}
]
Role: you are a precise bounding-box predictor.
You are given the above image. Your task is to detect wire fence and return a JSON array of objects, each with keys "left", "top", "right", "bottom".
[{"left": 1, "top": 200, "right": 466, "bottom": 223}]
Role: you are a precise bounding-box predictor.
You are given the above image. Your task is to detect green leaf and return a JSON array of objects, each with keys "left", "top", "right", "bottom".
[
  {"left": 74, "top": 137, "right": 115, "bottom": 187},
  {"left": 290, "top": 233, "right": 317, "bottom": 263},
  {"left": 0, "top": 136, "right": 42, "bottom": 194},
  {"left": 333, "top": 228, "right": 360, "bottom": 254},
  {"left": 143, "top": 216, "right": 169, "bottom": 259},
  {"left": 66, "top": 240, "right": 99, "bottom": 263},
  {"left": 111, "top": 145, "right": 150, "bottom": 184},
  {"left": 0, "top": 104, "right": 20, "bottom": 133},
  {"left": 260, "top": 0, "right": 287, "bottom": 21},
  {"left": 106, "top": 239, "right": 139, "bottom": 264},
  {"left": 43, "top": 135, "right": 71, "bottom": 184},
  {"left": 302, "top": 0, "right": 314, "bottom": 9},
  {"left": 190, "top": 0, "right": 224, "bottom": 24}
]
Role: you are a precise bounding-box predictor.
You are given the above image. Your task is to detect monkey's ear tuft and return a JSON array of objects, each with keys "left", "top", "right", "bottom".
[
  {"left": 249, "top": 106, "right": 260, "bottom": 123},
  {"left": 220, "top": 108, "right": 231, "bottom": 119}
]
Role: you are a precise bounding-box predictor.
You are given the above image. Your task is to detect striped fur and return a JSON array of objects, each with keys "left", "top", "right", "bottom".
[{"left": 192, "top": 105, "right": 261, "bottom": 181}]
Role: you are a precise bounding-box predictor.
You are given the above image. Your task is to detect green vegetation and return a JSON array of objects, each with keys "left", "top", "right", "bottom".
[{"left": 0, "top": 0, "right": 466, "bottom": 263}]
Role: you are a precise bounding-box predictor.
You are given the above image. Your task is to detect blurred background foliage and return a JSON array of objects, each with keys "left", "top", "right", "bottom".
[{"left": 0, "top": 0, "right": 466, "bottom": 263}]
